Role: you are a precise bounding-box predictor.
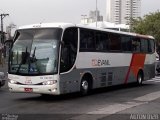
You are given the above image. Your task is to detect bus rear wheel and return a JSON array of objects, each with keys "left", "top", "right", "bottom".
[
  {"left": 80, "top": 79, "right": 90, "bottom": 95},
  {"left": 137, "top": 71, "right": 143, "bottom": 85}
]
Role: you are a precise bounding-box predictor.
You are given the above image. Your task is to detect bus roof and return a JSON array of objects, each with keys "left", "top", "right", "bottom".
[
  {"left": 18, "top": 22, "right": 154, "bottom": 39},
  {"left": 18, "top": 23, "right": 76, "bottom": 30}
]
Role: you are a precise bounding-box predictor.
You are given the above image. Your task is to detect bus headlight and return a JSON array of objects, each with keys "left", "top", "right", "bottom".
[
  {"left": 42, "top": 80, "right": 57, "bottom": 85},
  {"left": 9, "top": 80, "right": 17, "bottom": 84}
]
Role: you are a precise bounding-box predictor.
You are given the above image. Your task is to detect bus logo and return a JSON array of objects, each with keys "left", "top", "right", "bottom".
[{"left": 92, "top": 59, "right": 110, "bottom": 67}]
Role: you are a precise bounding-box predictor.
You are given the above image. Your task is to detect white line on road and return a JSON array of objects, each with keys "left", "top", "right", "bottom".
[
  {"left": 70, "top": 90, "right": 160, "bottom": 120},
  {"left": 134, "top": 91, "right": 160, "bottom": 102},
  {"left": 153, "top": 76, "right": 160, "bottom": 78},
  {"left": 87, "top": 102, "right": 145, "bottom": 114},
  {"left": 146, "top": 77, "right": 160, "bottom": 82},
  {"left": 146, "top": 79, "right": 160, "bottom": 82}
]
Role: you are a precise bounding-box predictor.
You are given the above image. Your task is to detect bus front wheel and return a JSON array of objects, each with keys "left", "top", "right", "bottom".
[{"left": 80, "top": 79, "right": 90, "bottom": 95}]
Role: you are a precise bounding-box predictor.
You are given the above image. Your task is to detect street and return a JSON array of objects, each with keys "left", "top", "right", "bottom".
[{"left": 0, "top": 69, "right": 160, "bottom": 120}]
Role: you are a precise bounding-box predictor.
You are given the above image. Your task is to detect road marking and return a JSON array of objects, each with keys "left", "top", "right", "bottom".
[
  {"left": 69, "top": 114, "right": 107, "bottom": 120},
  {"left": 134, "top": 91, "right": 160, "bottom": 102},
  {"left": 70, "top": 91, "right": 160, "bottom": 120},
  {"left": 147, "top": 79, "right": 160, "bottom": 82},
  {"left": 88, "top": 102, "right": 145, "bottom": 114},
  {"left": 146, "top": 77, "right": 160, "bottom": 82},
  {"left": 70, "top": 102, "right": 147, "bottom": 120},
  {"left": 154, "top": 76, "right": 160, "bottom": 79},
  {"left": 155, "top": 76, "right": 160, "bottom": 78},
  {"left": 88, "top": 91, "right": 160, "bottom": 114}
]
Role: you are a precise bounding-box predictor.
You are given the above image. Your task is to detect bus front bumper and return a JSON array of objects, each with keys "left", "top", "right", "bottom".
[{"left": 8, "top": 82, "right": 60, "bottom": 95}]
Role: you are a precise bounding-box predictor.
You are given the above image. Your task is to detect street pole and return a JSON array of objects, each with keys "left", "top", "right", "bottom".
[
  {"left": 0, "top": 14, "right": 9, "bottom": 44},
  {"left": 96, "top": 0, "right": 98, "bottom": 27}
]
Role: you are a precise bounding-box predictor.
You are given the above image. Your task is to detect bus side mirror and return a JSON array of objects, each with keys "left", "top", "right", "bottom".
[{"left": 4, "top": 40, "right": 14, "bottom": 49}]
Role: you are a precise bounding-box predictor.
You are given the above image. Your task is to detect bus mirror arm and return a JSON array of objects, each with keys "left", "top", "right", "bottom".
[{"left": 60, "top": 41, "right": 64, "bottom": 46}]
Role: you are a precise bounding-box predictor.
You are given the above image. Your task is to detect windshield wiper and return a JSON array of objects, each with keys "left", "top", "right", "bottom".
[
  {"left": 28, "top": 47, "right": 40, "bottom": 74},
  {"left": 16, "top": 47, "right": 28, "bottom": 74},
  {"left": 30, "top": 47, "right": 36, "bottom": 62},
  {"left": 33, "top": 47, "right": 36, "bottom": 58}
]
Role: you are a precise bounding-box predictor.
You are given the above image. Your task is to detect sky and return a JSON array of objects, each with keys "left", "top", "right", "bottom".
[{"left": 0, "top": 0, "right": 160, "bottom": 29}]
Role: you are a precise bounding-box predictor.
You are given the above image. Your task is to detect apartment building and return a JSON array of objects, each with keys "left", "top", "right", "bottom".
[{"left": 106, "top": 0, "right": 141, "bottom": 24}]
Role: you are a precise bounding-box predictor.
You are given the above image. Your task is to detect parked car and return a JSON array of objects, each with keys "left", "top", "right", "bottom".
[{"left": 0, "top": 72, "right": 5, "bottom": 87}]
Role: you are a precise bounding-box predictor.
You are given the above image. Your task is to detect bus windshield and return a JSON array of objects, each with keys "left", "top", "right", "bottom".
[{"left": 9, "top": 28, "right": 62, "bottom": 75}]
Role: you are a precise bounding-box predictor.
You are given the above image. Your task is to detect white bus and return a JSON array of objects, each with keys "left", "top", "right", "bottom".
[{"left": 8, "top": 23, "right": 155, "bottom": 95}]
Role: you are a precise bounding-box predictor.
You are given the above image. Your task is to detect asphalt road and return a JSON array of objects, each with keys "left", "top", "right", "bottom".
[{"left": 0, "top": 76, "right": 160, "bottom": 120}]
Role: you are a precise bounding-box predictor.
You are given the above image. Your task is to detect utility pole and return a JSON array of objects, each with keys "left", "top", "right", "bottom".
[
  {"left": 96, "top": 0, "right": 98, "bottom": 27},
  {"left": 0, "top": 13, "right": 9, "bottom": 44}
]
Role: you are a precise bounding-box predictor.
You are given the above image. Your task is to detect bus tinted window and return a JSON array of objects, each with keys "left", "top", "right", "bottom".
[
  {"left": 132, "top": 37, "right": 141, "bottom": 52},
  {"left": 141, "top": 39, "right": 148, "bottom": 53},
  {"left": 148, "top": 39, "right": 155, "bottom": 53},
  {"left": 109, "top": 33, "right": 121, "bottom": 51},
  {"left": 80, "top": 29, "right": 95, "bottom": 51},
  {"left": 121, "top": 35, "right": 132, "bottom": 52},
  {"left": 95, "top": 32, "right": 109, "bottom": 51}
]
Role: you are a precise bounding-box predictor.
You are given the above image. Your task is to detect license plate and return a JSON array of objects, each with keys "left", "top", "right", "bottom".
[{"left": 24, "top": 88, "right": 33, "bottom": 92}]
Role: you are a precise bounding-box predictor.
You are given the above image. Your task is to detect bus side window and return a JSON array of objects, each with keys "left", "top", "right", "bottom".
[
  {"left": 80, "top": 30, "right": 87, "bottom": 49},
  {"left": 148, "top": 39, "right": 155, "bottom": 53},
  {"left": 121, "top": 35, "right": 132, "bottom": 52},
  {"left": 80, "top": 29, "right": 96, "bottom": 51},
  {"left": 87, "top": 32, "right": 95, "bottom": 49},
  {"left": 109, "top": 33, "right": 121, "bottom": 51},
  {"left": 141, "top": 38, "right": 148, "bottom": 53},
  {"left": 132, "top": 37, "right": 141, "bottom": 52},
  {"left": 96, "top": 32, "right": 109, "bottom": 51}
]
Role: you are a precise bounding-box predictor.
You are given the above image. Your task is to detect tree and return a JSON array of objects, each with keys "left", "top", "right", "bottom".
[{"left": 131, "top": 11, "right": 160, "bottom": 43}]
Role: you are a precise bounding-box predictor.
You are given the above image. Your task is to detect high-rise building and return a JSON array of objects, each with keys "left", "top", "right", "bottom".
[
  {"left": 89, "top": 10, "right": 103, "bottom": 22},
  {"left": 106, "top": 0, "right": 141, "bottom": 24},
  {"left": 81, "top": 10, "right": 103, "bottom": 24}
]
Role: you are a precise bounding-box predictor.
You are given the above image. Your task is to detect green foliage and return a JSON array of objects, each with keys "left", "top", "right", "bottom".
[{"left": 131, "top": 11, "right": 160, "bottom": 43}]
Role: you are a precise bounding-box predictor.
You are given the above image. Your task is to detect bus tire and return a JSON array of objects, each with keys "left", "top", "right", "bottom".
[
  {"left": 80, "top": 79, "right": 90, "bottom": 96},
  {"left": 137, "top": 71, "right": 143, "bottom": 85}
]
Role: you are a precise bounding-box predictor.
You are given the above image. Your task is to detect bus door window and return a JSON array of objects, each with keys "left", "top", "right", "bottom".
[
  {"left": 60, "top": 28, "right": 78, "bottom": 73},
  {"left": 60, "top": 45, "right": 70, "bottom": 72}
]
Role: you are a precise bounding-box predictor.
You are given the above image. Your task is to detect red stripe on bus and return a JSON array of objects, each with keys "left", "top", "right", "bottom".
[
  {"left": 124, "top": 54, "right": 135, "bottom": 84},
  {"left": 124, "top": 54, "right": 146, "bottom": 84}
]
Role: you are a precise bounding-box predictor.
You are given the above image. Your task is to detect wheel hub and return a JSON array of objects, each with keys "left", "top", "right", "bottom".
[{"left": 82, "top": 81, "right": 88, "bottom": 90}]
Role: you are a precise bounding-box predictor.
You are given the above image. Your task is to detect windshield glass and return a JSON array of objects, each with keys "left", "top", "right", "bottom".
[{"left": 9, "top": 28, "right": 62, "bottom": 75}]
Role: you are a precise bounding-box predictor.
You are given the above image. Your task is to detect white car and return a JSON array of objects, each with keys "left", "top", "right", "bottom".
[{"left": 0, "top": 72, "right": 5, "bottom": 87}]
